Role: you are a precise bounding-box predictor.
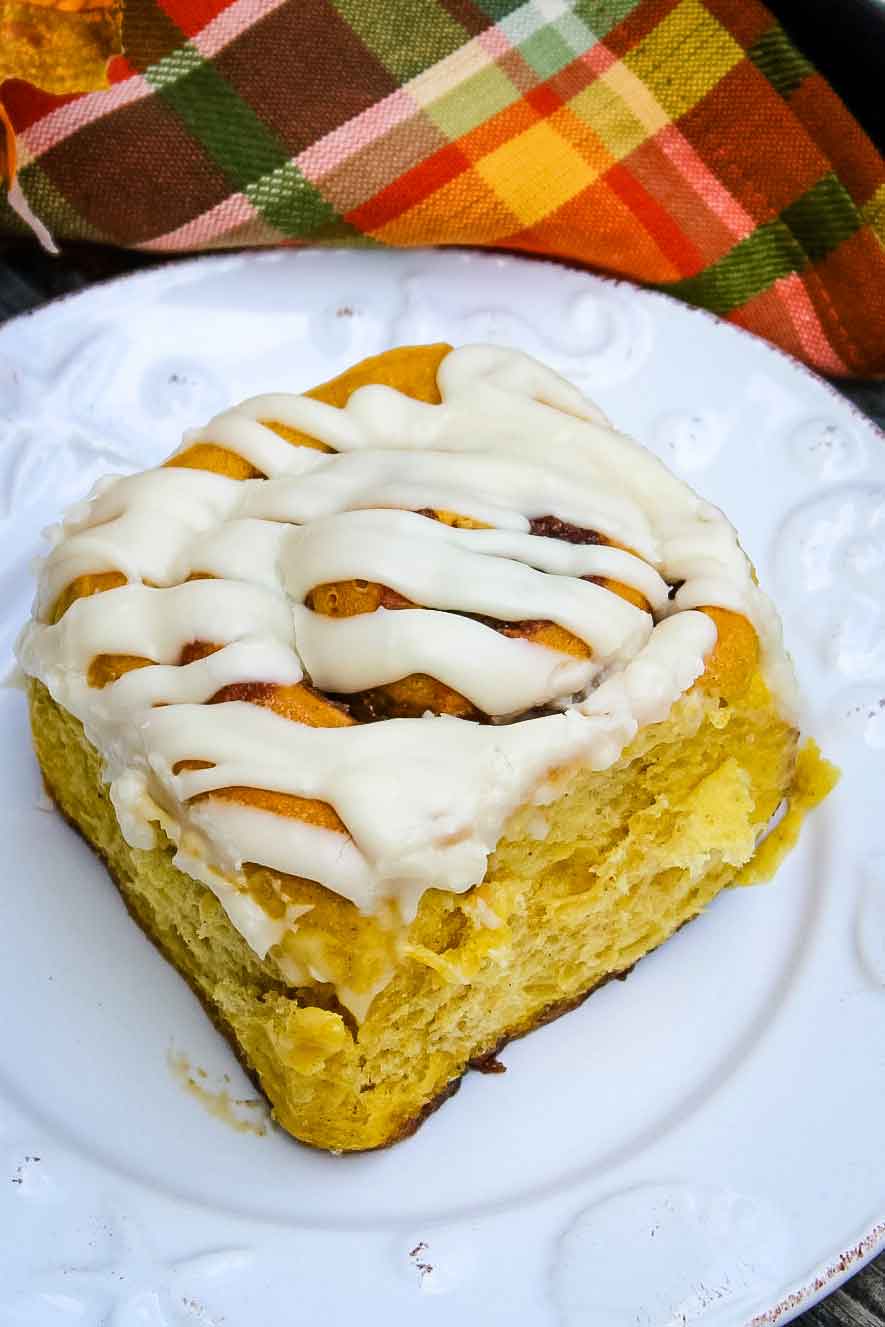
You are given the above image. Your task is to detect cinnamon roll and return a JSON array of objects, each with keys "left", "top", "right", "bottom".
[{"left": 18, "top": 343, "right": 835, "bottom": 1150}]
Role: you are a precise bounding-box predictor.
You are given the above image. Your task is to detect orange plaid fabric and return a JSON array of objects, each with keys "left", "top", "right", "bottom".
[{"left": 2, "top": 0, "right": 883, "bottom": 375}]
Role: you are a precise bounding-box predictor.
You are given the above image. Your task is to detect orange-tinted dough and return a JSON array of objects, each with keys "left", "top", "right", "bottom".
[
  {"left": 52, "top": 570, "right": 126, "bottom": 624},
  {"left": 304, "top": 343, "right": 451, "bottom": 411},
  {"left": 203, "top": 785, "right": 346, "bottom": 834},
  {"left": 417, "top": 508, "right": 490, "bottom": 530},
  {"left": 306, "top": 581, "right": 413, "bottom": 616},
  {"left": 699, "top": 607, "right": 759, "bottom": 701},
  {"left": 347, "top": 675, "right": 480, "bottom": 722},
  {"left": 183, "top": 676, "right": 355, "bottom": 833},
  {"left": 496, "top": 619, "right": 591, "bottom": 661},
  {"left": 209, "top": 680, "right": 354, "bottom": 730},
  {"left": 592, "top": 577, "right": 650, "bottom": 613},
  {"left": 166, "top": 443, "right": 263, "bottom": 480},
  {"left": 165, "top": 342, "right": 452, "bottom": 501},
  {"left": 88, "top": 654, "right": 152, "bottom": 689}
]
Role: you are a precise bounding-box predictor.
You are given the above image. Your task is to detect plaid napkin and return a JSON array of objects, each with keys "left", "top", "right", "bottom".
[{"left": 2, "top": 0, "right": 883, "bottom": 376}]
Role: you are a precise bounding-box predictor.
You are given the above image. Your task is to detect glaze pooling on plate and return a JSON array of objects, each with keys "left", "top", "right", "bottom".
[{"left": 18, "top": 343, "right": 795, "bottom": 934}]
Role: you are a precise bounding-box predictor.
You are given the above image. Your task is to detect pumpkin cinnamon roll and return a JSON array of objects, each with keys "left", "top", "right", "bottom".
[{"left": 18, "top": 343, "right": 834, "bottom": 1151}]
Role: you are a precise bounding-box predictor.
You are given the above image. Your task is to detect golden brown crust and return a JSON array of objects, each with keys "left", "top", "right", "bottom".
[
  {"left": 39, "top": 754, "right": 689, "bottom": 1152},
  {"left": 30, "top": 647, "right": 799, "bottom": 1153},
  {"left": 386, "top": 963, "right": 646, "bottom": 1146}
]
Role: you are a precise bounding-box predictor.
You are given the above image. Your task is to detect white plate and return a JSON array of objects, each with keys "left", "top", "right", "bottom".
[{"left": 0, "top": 249, "right": 882, "bottom": 1327}]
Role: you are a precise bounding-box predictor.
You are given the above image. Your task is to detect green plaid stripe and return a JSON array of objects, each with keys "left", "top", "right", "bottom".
[
  {"left": 144, "top": 44, "right": 336, "bottom": 236},
  {"left": 748, "top": 24, "right": 813, "bottom": 100},
  {"left": 667, "top": 172, "right": 863, "bottom": 313},
  {"left": 332, "top": 0, "right": 471, "bottom": 82}
]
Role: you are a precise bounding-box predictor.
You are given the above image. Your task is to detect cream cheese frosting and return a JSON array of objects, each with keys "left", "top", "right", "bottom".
[{"left": 18, "top": 344, "right": 797, "bottom": 955}]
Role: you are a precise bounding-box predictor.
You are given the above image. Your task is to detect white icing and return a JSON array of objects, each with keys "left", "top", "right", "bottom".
[
  {"left": 28, "top": 580, "right": 295, "bottom": 670},
  {"left": 237, "top": 449, "right": 653, "bottom": 548},
  {"left": 283, "top": 510, "right": 652, "bottom": 667},
  {"left": 18, "top": 344, "right": 797, "bottom": 953},
  {"left": 108, "top": 769, "right": 305, "bottom": 958},
  {"left": 291, "top": 606, "right": 596, "bottom": 716}
]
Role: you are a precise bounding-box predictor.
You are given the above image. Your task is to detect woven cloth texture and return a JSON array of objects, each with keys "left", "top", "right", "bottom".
[{"left": 2, "top": 0, "right": 884, "bottom": 375}]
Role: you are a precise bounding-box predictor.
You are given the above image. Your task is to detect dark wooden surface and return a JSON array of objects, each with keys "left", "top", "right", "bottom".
[{"left": 1, "top": 241, "right": 882, "bottom": 1325}]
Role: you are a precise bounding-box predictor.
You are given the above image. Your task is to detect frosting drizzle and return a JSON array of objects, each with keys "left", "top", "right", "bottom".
[{"left": 18, "top": 344, "right": 795, "bottom": 946}]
